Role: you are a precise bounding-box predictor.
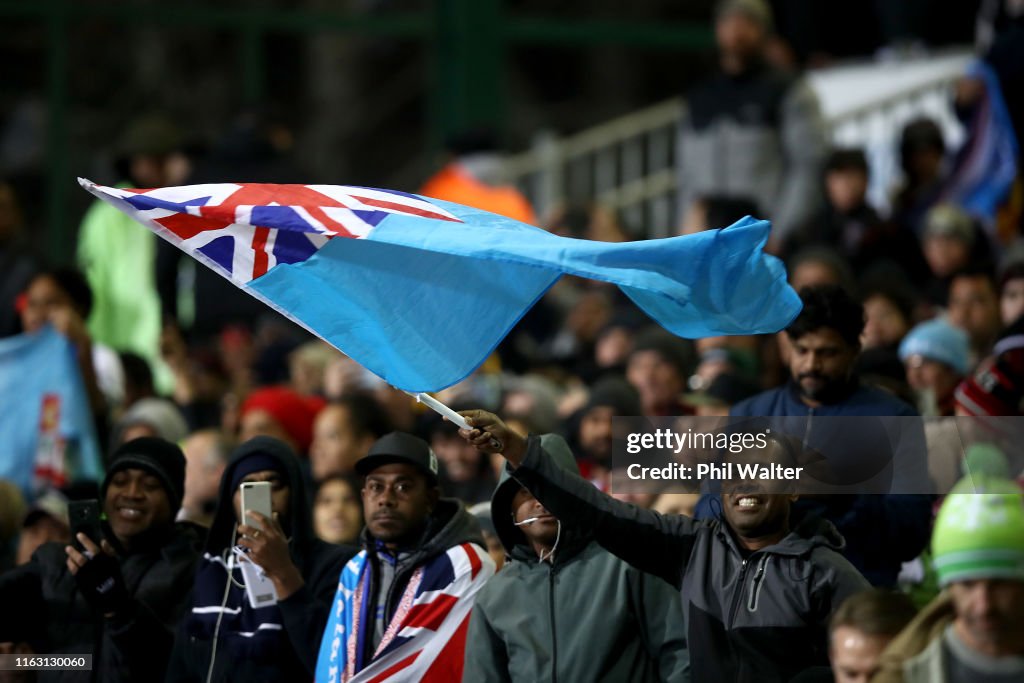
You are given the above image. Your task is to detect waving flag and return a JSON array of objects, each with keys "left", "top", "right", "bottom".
[{"left": 79, "top": 178, "right": 801, "bottom": 392}]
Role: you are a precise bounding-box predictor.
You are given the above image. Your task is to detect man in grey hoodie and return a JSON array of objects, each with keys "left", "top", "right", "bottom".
[
  {"left": 464, "top": 434, "right": 689, "bottom": 682},
  {"left": 460, "top": 411, "right": 869, "bottom": 683},
  {"left": 677, "top": 0, "right": 826, "bottom": 244}
]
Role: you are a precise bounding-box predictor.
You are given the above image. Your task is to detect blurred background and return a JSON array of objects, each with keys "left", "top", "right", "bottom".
[{"left": 0, "top": 0, "right": 989, "bottom": 261}]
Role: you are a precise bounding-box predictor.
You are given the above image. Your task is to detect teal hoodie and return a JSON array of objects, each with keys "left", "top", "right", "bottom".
[{"left": 463, "top": 434, "right": 689, "bottom": 682}]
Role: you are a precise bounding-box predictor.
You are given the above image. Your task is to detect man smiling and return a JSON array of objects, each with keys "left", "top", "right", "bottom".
[
  {"left": 460, "top": 410, "right": 868, "bottom": 683},
  {"left": 731, "top": 285, "right": 932, "bottom": 587},
  {"left": 0, "top": 437, "right": 203, "bottom": 682},
  {"left": 464, "top": 434, "right": 688, "bottom": 682}
]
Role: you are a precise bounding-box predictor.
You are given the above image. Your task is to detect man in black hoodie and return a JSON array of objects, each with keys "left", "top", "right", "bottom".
[
  {"left": 0, "top": 437, "right": 203, "bottom": 682},
  {"left": 460, "top": 411, "right": 869, "bottom": 683},
  {"left": 166, "top": 436, "right": 356, "bottom": 683}
]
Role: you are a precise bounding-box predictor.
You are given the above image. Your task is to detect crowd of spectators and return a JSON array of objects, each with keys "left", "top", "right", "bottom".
[{"left": 1, "top": 1, "right": 1023, "bottom": 681}]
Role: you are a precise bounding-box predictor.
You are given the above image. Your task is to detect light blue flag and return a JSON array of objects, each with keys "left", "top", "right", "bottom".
[
  {"left": 79, "top": 179, "right": 801, "bottom": 392},
  {"left": 0, "top": 326, "right": 103, "bottom": 500}
]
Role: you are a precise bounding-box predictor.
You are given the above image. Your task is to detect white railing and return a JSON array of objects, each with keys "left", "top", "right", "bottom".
[{"left": 507, "top": 49, "right": 974, "bottom": 237}]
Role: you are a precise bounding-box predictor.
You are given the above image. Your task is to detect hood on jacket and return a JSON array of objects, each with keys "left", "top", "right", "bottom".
[
  {"left": 720, "top": 509, "right": 847, "bottom": 559},
  {"left": 491, "top": 434, "right": 587, "bottom": 557},
  {"left": 205, "top": 435, "right": 318, "bottom": 572},
  {"left": 361, "top": 496, "right": 485, "bottom": 566}
]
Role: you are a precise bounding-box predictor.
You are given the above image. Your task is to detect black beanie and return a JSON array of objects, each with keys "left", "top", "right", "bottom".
[
  {"left": 586, "top": 376, "right": 642, "bottom": 416},
  {"left": 103, "top": 437, "right": 187, "bottom": 514}
]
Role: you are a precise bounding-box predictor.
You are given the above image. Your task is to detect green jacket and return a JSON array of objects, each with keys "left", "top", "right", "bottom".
[
  {"left": 463, "top": 434, "right": 689, "bottom": 682},
  {"left": 77, "top": 190, "right": 171, "bottom": 392}
]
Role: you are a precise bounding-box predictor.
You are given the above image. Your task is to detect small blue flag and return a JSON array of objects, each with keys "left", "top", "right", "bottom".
[{"left": 0, "top": 326, "right": 103, "bottom": 500}]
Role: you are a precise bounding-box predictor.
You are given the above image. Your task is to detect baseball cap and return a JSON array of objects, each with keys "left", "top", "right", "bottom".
[{"left": 355, "top": 432, "right": 439, "bottom": 485}]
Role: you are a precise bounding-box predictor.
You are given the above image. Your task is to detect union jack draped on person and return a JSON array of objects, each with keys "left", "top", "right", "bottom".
[{"left": 315, "top": 542, "right": 493, "bottom": 682}]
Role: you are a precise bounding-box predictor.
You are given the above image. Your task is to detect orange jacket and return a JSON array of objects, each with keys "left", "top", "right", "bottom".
[{"left": 419, "top": 164, "right": 537, "bottom": 225}]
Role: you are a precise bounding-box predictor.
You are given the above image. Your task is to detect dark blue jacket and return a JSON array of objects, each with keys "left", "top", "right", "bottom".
[{"left": 725, "top": 380, "right": 933, "bottom": 587}]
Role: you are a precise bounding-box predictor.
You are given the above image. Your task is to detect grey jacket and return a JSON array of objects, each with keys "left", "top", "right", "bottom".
[
  {"left": 512, "top": 435, "right": 869, "bottom": 683},
  {"left": 464, "top": 435, "right": 689, "bottom": 682},
  {"left": 677, "top": 62, "right": 827, "bottom": 240}
]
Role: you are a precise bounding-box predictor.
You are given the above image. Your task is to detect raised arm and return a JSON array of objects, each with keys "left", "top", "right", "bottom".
[{"left": 460, "top": 410, "right": 699, "bottom": 588}]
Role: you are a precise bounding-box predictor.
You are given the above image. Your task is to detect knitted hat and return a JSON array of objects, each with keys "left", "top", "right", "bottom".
[
  {"left": 923, "top": 204, "right": 975, "bottom": 247},
  {"left": 103, "top": 437, "right": 187, "bottom": 514},
  {"left": 932, "top": 475, "right": 1024, "bottom": 586},
  {"left": 115, "top": 398, "right": 190, "bottom": 444},
  {"left": 953, "top": 318, "right": 1024, "bottom": 416},
  {"left": 961, "top": 443, "right": 1011, "bottom": 480},
  {"left": 586, "top": 376, "right": 642, "bottom": 416},
  {"left": 241, "top": 386, "right": 326, "bottom": 453},
  {"left": 683, "top": 372, "right": 760, "bottom": 408},
  {"left": 898, "top": 318, "right": 970, "bottom": 376}
]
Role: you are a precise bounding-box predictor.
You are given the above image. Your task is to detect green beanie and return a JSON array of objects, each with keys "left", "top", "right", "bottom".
[
  {"left": 961, "top": 443, "right": 1010, "bottom": 480},
  {"left": 932, "top": 475, "right": 1024, "bottom": 587}
]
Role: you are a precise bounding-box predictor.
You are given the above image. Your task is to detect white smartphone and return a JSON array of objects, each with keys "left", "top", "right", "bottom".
[
  {"left": 239, "top": 481, "right": 273, "bottom": 530},
  {"left": 236, "top": 480, "right": 278, "bottom": 609}
]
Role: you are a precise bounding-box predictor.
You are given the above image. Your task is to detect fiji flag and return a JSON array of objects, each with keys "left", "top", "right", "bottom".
[{"left": 80, "top": 178, "right": 801, "bottom": 392}]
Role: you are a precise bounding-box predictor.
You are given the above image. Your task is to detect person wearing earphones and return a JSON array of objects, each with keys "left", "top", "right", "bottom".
[
  {"left": 460, "top": 410, "right": 870, "bottom": 683},
  {"left": 463, "top": 433, "right": 689, "bottom": 682},
  {"left": 166, "top": 436, "right": 356, "bottom": 683}
]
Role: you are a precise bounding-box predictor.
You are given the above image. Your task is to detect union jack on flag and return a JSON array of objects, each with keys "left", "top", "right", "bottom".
[
  {"left": 80, "top": 177, "right": 802, "bottom": 393},
  {"left": 316, "top": 541, "right": 495, "bottom": 682},
  {"left": 101, "top": 182, "right": 462, "bottom": 284}
]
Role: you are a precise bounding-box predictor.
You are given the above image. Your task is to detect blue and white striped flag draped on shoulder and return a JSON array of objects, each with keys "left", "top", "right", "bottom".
[{"left": 79, "top": 178, "right": 801, "bottom": 392}]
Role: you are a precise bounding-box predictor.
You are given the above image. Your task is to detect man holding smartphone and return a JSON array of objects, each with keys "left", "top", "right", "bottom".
[
  {"left": 0, "top": 437, "right": 203, "bottom": 682},
  {"left": 167, "top": 435, "right": 357, "bottom": 683}
]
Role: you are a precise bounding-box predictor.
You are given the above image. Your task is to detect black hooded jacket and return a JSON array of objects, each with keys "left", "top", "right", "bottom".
[
  {"left": 166, "top": 437, "right": 357, "bottom": 683},
  {"left": 510, "top": 435, "right": 870, "bottom": 683},
  {"left": 0, "top": 513, "right": 202, "bottom": 682}
]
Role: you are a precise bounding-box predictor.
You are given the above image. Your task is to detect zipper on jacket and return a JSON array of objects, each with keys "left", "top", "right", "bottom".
[
  {"left": 549, "top": 565, "right": 558, "bottom": 683},
  {"left": 728, "top": 557, "right": 751, "bottom": 626},
  {"left": 747, "top": 555, "right": 770, "bottom": 612},
  {"left": 802, "top": 408, "right": 814, "bottom": 450}
]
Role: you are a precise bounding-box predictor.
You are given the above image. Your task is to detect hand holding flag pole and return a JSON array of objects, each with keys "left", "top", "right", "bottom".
[{"left": 404, "top": 391, "right": 502, "bottom": 450}]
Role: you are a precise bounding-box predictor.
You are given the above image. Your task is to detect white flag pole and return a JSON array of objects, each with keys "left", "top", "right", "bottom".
[{"left": 403, "top": 391, "right": 502, "bottom": 450}]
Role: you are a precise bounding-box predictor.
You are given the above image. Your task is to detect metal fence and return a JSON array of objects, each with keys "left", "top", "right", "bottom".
[{"left": 506, "top": 50, "right": 973, "bottom": 238}]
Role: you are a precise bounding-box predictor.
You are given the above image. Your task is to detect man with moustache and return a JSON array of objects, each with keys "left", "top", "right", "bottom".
[
  {"left": 872, "top": 476, "right": 1024, "bottom": 683},
  {"left": 460, "top": 411, "right": 868, "bottom": 683},
  {"left": 314, "top": 432, "right": 494, "bottom": 683},
  {"left": 730, "top": 285, "right": 932, "bottom": 587}
]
